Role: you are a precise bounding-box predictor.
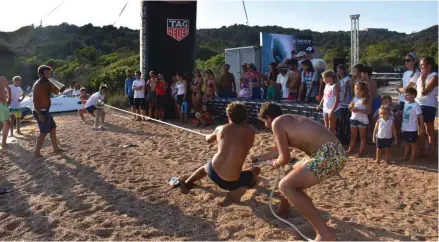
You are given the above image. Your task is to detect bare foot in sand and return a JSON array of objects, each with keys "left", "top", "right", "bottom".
[
  {"left": 53, "top": 148, "right": 65, "bottom": 154},
  {"left": 315, "top": 229, "right": 336, "bottom": 241},
  {"left": 16, "top": 131, "right": 22, "bottom": 135},
  {"left": 398, "top": 156, "right": 409, "bottom": 161},
  {"left": 315, "top": 232, "right": 337, "bottom": 241},
  {"left": 217, "top": 189, "right": 245, "bottom": 207},
  {"left": 355, "top": 153, "right": 365, "bottom": 158},
  {"left": 34, "top": 152, "right": 43, "bottom": 158},
  {"left": 178, "top": 180, "right": 194, "bottom": 194},
  {"left": 345, "top": 149, "right": 355, "bottom": 156}
]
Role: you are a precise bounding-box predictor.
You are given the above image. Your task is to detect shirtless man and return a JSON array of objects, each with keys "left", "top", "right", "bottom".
[
  {"left": 360, "top": 65, "right": 380, "bottom": 115},
  {"left": 0, "top": 76, "right": 11, "bottom": 149},
  {"left": 179, "top": 102, "right": 260, "bottom": 206},
  {"left": 256, "top": 102, "right": 346, "bottom": 241},
  {"left": 146, "top": 71, "right": 158, "bottom": 118},
  {"left": 349, "top": 64, "right": 364, "bottom": 99},
  {"left": 33, "top": 65, "right": 63, "bottom": 157},
  {"left": 360, "top": 65, "right": 381, "bottom": 141}
]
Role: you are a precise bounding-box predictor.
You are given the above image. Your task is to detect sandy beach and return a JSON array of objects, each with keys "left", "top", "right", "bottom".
[{"left": 0, "top": 110, "right": 437, "bottom": 241}]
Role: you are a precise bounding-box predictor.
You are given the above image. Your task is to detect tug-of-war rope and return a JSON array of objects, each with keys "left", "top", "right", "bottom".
[{"left": 104, "top": 104, "right": 314, "bottom": 241}]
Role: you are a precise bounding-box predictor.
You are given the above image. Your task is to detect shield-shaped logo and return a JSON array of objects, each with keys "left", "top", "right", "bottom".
[{"left": 167, "top": 19, "right": 189, "bottom": 41}]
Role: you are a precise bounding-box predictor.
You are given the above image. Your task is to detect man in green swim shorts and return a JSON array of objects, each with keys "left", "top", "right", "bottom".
[
  {"left": 257, "top": 102, "right": 346, "bottom": 241},
  {"left": 0, "top": 76, "right": 12, "bottom": 149}
]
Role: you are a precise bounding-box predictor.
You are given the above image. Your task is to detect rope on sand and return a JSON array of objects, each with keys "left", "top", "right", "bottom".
[
  {"left": 104, "top": 104, "right": 312, "bottom": 241},
  {"left": 104, "top": 104, "right": 205, "bottom": 136}
]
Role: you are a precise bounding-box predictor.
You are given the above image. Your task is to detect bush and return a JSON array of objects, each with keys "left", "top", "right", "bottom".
[{"left": 107, "top": 93, "right": 128, "bottom": 109}]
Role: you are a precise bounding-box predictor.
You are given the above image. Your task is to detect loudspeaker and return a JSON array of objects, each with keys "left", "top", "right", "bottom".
[{"left": 140, "top": 1, "right": 197, "bottom": 80}]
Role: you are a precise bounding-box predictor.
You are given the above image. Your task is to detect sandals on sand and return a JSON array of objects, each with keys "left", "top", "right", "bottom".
[
  {"left": 0, "top": 188, "right": 14, "bottom": 195},
  {"left": 122, "top": 143, "right": 138, "bottom": 148},
  {"left": 168, "top": 177, "right": 181, "bottom": 188}
]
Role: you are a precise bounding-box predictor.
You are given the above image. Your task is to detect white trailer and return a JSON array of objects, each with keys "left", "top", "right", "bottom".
[{"left": 225, "top": 46, "right": 261, "bottom": 92}]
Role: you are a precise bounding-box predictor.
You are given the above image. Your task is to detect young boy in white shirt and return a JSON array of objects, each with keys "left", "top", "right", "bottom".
[
  {"left": 9, "top": 76, "right": 25, "bottom": 136},
  {"left": 132, "top": 71, "right": 146, "bottom": 121},
  {"left": 85, "top": 85, "right": 108, "bottom": 130},
  {"left": 400, "top": 87, "right": 424, "bottom": 163}
]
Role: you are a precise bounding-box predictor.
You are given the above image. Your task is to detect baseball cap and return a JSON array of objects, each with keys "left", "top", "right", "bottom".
[
  {"left": 306, "top": 47, "right": 314, "bottom": 53},
  {"left": 295, "top": 51, "right": 307, "bottom": 58}
]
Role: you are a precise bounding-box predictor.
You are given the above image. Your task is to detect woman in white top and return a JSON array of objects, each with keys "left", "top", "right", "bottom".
[
  {"left": 316, "top": 70, "right": 341, "bottom": 134},
  {"left": 72, "top": 83, "right": 82, "bottom": 97},
  {"left": 175, "top": 73, "right": 188, "bottom": 122},
  {"left": 336, "top": 64, "right": 351, "bottom": 104},
  {"left": 347, "top": 82, "right": 372, "bottom": 157},
  {"left": 416, "top": 56, "right": 438, "bottom": 157},
  {"left": 397, "top": 52, "right": 420, "bottom": 111}
]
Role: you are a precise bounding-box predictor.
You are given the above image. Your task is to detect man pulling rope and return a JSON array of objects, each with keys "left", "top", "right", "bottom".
[{"left": 105, "top": 101, "right": 343, "bottom": 241}]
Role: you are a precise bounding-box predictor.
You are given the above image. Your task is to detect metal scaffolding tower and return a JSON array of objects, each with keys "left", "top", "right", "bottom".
[{"left": 350, "top": 14, "right": 360, "bottom": 71}]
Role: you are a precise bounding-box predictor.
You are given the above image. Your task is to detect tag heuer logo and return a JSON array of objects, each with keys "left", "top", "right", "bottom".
[{"left": 167, "top": 19, "right": 189, "bottom": 41}]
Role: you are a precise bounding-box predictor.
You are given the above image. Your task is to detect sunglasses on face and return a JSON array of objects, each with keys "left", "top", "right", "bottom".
[{"left": 404, "top": 59, "right": 412, "bottom": 62}]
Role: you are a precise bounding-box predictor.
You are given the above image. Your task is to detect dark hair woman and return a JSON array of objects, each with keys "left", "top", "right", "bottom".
[
  {"left": 397, "top": 52, "right": 420, "bottom": 111},
  {"left": 416, "top": 56, "right": 438, "bottom": 157},
  {"left": 175, "top": 73, "right": 188, "bottom": 123},
  {"left": 299, "top": 59, "right": 319, "bottom": 102},
  {"left": 191, "top": 69, "right": 203, "bottom": 112},
  {"left": 246, "top": 63, "right": 263, "bottom": 99},
  {"left": 204, "top": 70, "right": 218, "bottom": 100}
]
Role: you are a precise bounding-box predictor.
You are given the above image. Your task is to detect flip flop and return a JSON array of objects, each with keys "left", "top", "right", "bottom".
[
  {"left": 122, "top": 143, "right": 138, "bottom": 148},
  {"left": 168, "top": 177, "right": 181, "bottom": 188},
  {"left": 0, "top": 188, "right": 14, "bottom": 195}
]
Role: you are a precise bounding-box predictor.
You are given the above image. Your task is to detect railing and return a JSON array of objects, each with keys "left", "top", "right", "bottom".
[{"left": 372, "top": 72, "right": 403, "bottom": 81}]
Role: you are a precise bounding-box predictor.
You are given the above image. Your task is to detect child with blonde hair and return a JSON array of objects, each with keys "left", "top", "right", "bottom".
[
  {"left": 373, "top": 106, "right": 398, "bottom": 164},
  {"left": 346, "top": 82, "right": 372, "bottom": 157},
  {"left": 316, "top": 70, "right": 341, "bottom": 133}
]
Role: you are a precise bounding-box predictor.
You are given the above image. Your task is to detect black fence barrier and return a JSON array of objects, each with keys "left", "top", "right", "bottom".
[{"left": 205, "top": 98, "right": 352, "bottom": 144}]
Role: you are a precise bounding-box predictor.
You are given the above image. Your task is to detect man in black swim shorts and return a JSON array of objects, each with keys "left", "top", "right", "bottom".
[{"left": 179, "top": 102, "right": 260, "bottom": 206}]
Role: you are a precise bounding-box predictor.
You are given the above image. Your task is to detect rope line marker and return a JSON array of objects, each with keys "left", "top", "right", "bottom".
[
  {"left": 104, "top": 103, "right": 312, "bottom": 240},
  {"left": 104, "top": 104, "right": 205, "bottom": 136}
]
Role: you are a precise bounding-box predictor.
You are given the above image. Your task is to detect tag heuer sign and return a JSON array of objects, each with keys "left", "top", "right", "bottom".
[{"left": 167, "top": 19, "right": 189, "bottom": 41}]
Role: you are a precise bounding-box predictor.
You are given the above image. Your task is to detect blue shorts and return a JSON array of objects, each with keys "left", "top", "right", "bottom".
[
  {"left": 207, "top": 161, "right": 253, "bottom": 191},
  {"left": 32, "top": 110, "right": 56, "bottom": 134},
  {"left": 251, "top": 87, "right": 262, "bottom": 99},
  {"left": 86, "top": 105, "right": 97, "bottom": 114},
  {"left": 219, "top": 89, "right": 233, "bottom": 98},
  {"left": 372, "top": 97, "right": 382, "bottom": 116},
  {"left": 401, "top": 131, "right": 418, "bottom": 143},
  {"left": 421, "top": 106, "right": 437, "bottom": 123},
  {"left": 350, "top": 119, "right": 368, "bottom": 128},
  {"left": 399, "top": 101, "right": 405, "bottom": 111},
  {"left": 377, "top": 138, "right": 393, "bottom": 149}
]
